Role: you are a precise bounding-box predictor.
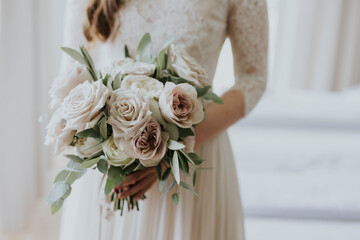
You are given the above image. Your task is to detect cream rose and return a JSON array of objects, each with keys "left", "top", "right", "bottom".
[
  {"left": 107, "top": 89, "right": 152, "bottom": 141},
  {"left": 121, "top": 75, "right": 164, "bottom": 99},
  {"left": 49, "top": 62, "right": 91, "bottom": 109},
  {"left": 167, "top": 44, "right": 208, "bottom": 87},
  {"left": 120, "top": 118, "right": 169, "bottom": 167},
  {"left": 112, "top": 58, "right": 155, "bottom": 76},
  {"left": 61, "top": 80, "right": 110, "bottom": 132},
  {"left": 103, "top": 136, "right": 135, "bottom": 167},
  {"left": 45, "top": 109, "right": 76, "bottom": 154},
  {"left": 159, "top": 82, "right": 204, "bottom": 128},
  {"left": 76, "top": 137, "right": 103, "bottom": 158}
]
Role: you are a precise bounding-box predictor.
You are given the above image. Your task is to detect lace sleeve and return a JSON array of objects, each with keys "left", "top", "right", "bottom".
[{"left": 227, "top": 0, "right": 269, "bottom": 115}]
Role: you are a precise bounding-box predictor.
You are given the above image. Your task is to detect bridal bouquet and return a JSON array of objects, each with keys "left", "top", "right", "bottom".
[{"left": 46, "top": 33, "right": 223, "bottom": 214}]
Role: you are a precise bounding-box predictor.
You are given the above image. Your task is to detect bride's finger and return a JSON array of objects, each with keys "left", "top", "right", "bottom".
[
  {"left": 133, "top": 178, "right": 156, "bottom": 201},
  {"left": 118, "top": 174, "right": 156, "bottom": 199}
]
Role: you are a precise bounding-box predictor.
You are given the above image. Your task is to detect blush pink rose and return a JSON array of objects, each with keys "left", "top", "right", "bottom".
[
  {"left": 159, "top": 82, "right": 204, "bottom": 128},
  {"left": 120, "top": 118, "right": 169, "bottom": 167}
]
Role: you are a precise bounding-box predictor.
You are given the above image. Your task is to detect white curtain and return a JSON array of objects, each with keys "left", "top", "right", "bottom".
[
  {"left": 270, "top": 0, "right": 360, "bottom": 92},
  {"left": 0, "top": 0, "right": 65, "bottom": 232}
]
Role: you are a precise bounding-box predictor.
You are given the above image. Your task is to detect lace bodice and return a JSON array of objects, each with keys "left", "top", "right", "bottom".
[{"left": 62, "top": 0, "right": 268, "bottom": 115}]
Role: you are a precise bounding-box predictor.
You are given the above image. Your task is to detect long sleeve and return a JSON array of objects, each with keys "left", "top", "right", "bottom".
[{"left": 227, "top": 0, "right": 269, "bottom": 115}]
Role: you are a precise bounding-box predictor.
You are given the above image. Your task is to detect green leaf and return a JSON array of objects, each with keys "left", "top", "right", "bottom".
[
  {"left": 171, "top": 193, "right": 179, "bottom": 205},
  {"left": 180, "top": 181, "right": 199, "bottom": 197},
  {"left": 80, "top": 157, "right": 99, "bottom": 168},
  {"left": 123, "top": 162, "right": 139, "bottom": 175},
  {"left": 178, "top": 128, "right": 194, "bottom": 139},
  {"left": 171, "top": 151, "right": 180, "bottom": 184},
  {"left": 133, "top": 162, "right": 145, "bottom": 171},
  {"left": 61, "top": 47, "right": 87, "bottom": 65},
  {"left": 159, "top": 167, "right": 171, "bottom": 191},
  {"left": 47, "top": 182, "right": 71, "bottom": 204},
  {"left": 64, "top": 154, "right": 84, "bottom": 164},
  {"left": 108, "top": 166, "right": 123, "bottom": 179},
  {"left": 97, "top": 157, "right": 108, "bottom": 174},
  {"left": 163, "top": 180, "right": 175, "bottom": 195},
  {"left": 99, "top": 117, "right": 108, "bottom": 140},
  {"left": 179, "top": 150, "right": 204, "bottom": 166},
  {"left": 55, "top": 161, "right": 86, "bottom": 184},
  {"left": 167, "top": 140, "right": 185, "bottom": 150},
  {"left": 102, "top": 74, "right": 110, "bottom": 86},
  {"left": 112, "top": 72, "right": 122, "bottom": 90},
  {"left": 105, "top": 175, "right": 125, "bottom": 195},
  {"left": 202, "top": 91, "right": 224, "bottom": 104},
  {"left": 188, "top": 153, "right": 205, "bottom": 165},
  {"left": 124, "top": 45, "right": 131, "bottom": 58},
  {"left": 75, "top": 128, "right": 102, "bottom": 140},
  {"left": 165, "top": 123, "right": 179, "bottom": 141},
  {"left": 149, "top": 98, "right": 166, "bottom": 126},
  {"left": 136, "top": 33, "right": 152, "bottom": 63},
  {"left": 155, "top": 164, "right": 162, "bottom": 180},
  {"left": 51, "top": 198, "right": 64, "bottom": 214},
  {"left": 178, "top": 151, "right": 189, "bottom": 174},
  {"left": 155, "top": 48, "right": 167, "bottom": 70},
  {"left": 195, "top": 85, "right": 211, "bottom": 98}
]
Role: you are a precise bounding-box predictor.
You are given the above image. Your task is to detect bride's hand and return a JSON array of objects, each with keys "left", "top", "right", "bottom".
[{"left": 114, "top": 167, "right": 157, "bottom": 201}]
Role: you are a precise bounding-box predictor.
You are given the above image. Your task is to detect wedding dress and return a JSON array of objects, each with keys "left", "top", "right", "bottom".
[{"left": 58, "top": 0, "right": 268, "bottom": 239}]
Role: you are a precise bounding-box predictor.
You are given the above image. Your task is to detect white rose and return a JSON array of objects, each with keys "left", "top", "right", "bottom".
[
  {"left": 61, "top": 80, "right": 111, "bottom": 132},
  {"left": 120, "top": 75, "right": 164, "bottom": 99},
  {"left": 49, "top": 62, "right": 91, "bottom": 109},
  {"left": 103, "top": 136, "right": 135, "bottom": 167},
  {"left": 75, "top": 137, "right": 103, "bottom": 158},
  {"left": 45, "top": 109, "right": 75, "bottom": 154},
  {"left": 112, "top": 58, "right": 155, "bottom": 76},
  {"left": 167, "top": 44, "right": 208, "bottom": 87},
  {"left": 159, "top": 82, "right": 204, "bottom": 128},
  {"left": 107, "top": 88, "right": 152, "bottom": 142}
]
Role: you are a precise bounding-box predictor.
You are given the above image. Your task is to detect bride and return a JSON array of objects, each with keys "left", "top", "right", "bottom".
[{"left": 58, "top": 0, "right": 268, "bottom": 239}]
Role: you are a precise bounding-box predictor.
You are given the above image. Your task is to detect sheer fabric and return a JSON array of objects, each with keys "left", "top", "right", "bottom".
[{"left": 59, "top": 0, "right": 268, "bottom": 239}]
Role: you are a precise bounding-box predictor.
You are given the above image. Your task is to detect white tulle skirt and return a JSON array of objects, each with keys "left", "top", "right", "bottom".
[{"left": 59, "top": 131, "right": 245, "bottom": 240}]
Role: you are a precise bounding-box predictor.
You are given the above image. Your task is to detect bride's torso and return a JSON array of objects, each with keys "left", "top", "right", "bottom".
[{"left": 95, "top": 0, "right": 231, "bottom": 83}]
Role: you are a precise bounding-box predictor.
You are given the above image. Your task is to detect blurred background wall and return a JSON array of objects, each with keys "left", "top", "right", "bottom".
[{"left": 0, "top": 0, "right": 359, "bottom": 239}]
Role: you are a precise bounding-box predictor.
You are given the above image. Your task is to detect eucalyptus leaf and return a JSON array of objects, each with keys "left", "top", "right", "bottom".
[
  {"left": 80, "top": 157, "right": 99, "bottom": 168},
  {"left": 55, "top": 161, "right": 86, "bottom": 184},
  {"left": 156, "top": 48, "right": 167, "bottom": 70},
  {"left": 136, "top": 33, "right": 152, "bottom": 63},
  {"left": 61, "top": 47, "right": 87, "bottom": 65},
  {"left": 133, "top": 162, "right": 145, "bottom": 171},
  {"left": 171, "top": 193, "right": 179, "bottom": 205},
  {"left": 195, "top": 85, "right": 211, "bottom": 98},
  {"left": 64, "top": 154, "right": 84, "bottom": 164},
  {"left": 167, "top": 140, "right": 185, "bottom": 150},
  {"left": 97, "top": 157, "right": 108, "bottom": 174},
  {"left": 202, "top": 91, "right": 224, "bottom": 104},
  {"left": 165, "top": 123, "right": 179, "bottom": 141},
  {"left": 51, "top": 198, "right": 64, "bottom": 214},
  {"left": 47, "top": 182, "right": 71, "bottom": 204},
  {"left": 180, "top": 181, "right": 199, "bottom": 197},
  {"left": 108, "top": 166, "right": 123, "bottom": 179},
  {"left": 171, "top": 151, "right": 180, "bottom": 184}
]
